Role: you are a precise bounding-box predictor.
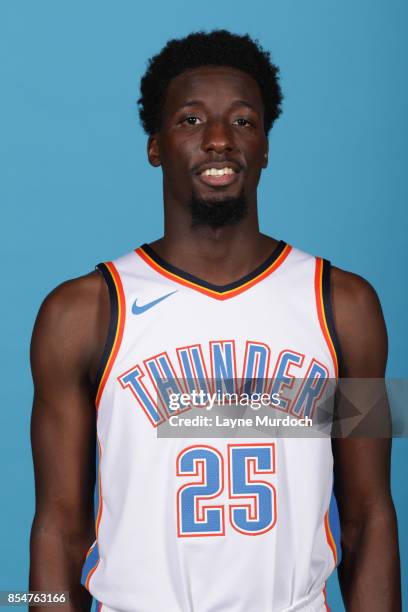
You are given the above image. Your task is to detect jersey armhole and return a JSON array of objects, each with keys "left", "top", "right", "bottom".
[
  {"left": 314, "top": 258, "right": 343, "bottom": 380},
  {"left": 93, "top": 262, "right": 126, "bottom": 408}
]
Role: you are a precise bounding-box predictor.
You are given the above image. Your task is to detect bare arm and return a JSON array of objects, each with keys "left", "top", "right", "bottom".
[
  {"left": 331, "top": 268, "right": 401, "bottom": 611},
  {"left": 29, "top": 271, "right": 109, "bottom": 610}
]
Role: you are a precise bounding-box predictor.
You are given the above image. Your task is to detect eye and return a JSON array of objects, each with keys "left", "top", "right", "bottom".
[
  {"left": 233, "top": 117, "right": 252, "bottom": 127},
  {"left": 180, "top": 115, "right": 203, "bottom": 126}
]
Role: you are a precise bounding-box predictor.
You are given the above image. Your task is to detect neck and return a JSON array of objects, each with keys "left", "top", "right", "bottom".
[{"left": 149, "top": 194, "right": 279, "bottom": 286}]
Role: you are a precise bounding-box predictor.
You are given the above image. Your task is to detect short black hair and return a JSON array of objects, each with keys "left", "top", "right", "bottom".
[{"left": 138, "top": 29, "right": 283, "bottom": 136}]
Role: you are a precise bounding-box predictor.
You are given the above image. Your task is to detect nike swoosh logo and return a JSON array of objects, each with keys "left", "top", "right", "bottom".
[{"left": 131, "top": 290, "right": 177, "bottom": 315}]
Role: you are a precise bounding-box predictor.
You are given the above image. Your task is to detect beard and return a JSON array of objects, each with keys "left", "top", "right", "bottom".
[{"left": 188, "top": 192, "right": 248, "bottom": 229}]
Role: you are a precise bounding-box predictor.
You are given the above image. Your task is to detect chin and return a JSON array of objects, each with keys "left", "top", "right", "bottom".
[
  {"left": 188, "top": 192, "right": 248, "bottom": 229},
  {"left": 196, "top": 188, "right": 242, "bottom": 205}
]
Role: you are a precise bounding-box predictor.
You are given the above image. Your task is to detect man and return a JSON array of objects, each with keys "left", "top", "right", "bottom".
[{"left": 30, "top": 30, "right": 401, "bottom": 611}]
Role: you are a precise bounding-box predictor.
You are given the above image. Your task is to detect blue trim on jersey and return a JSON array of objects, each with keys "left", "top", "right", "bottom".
[
  {"left": 81, "top": 540, "right": 100, "bottom": 586},
  {"left": 329, "top": 490, "right": 342, "bottom": 565},
  {"left": 80, "top": 439, "right": 101, "bottom": 586}
]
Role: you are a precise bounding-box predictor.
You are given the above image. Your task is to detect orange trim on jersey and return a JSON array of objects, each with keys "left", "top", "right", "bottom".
[
  {"left": 314, "top": 258, "right": 339, "bottom": 379},
  {"left": 136, "top": 244, "right": 292, "bottom": 300},
  {"left": 84, "top": 542, "right": 95, "bottom": 560},
  {"left": 95, "top": 262, "right": 126, "bottom": 408},
  {"left": 324, "top": 510, "right": 338, "bottom": 566},
  {"left": 85, "top": 560, "right": 99, "bottom": 590},
  {"left": 95, "top": 436, "right": 104, "bottom": 535},
  {"left": 84, "top": 436, "right": 103, "bottom": 589}
]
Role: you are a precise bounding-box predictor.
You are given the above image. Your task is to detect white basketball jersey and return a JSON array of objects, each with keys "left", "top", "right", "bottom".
[{"left": 81, "top": 241, "right": 342, "bottom": 612}]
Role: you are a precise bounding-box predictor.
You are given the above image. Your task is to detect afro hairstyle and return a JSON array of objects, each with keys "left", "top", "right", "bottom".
[{"left": 138, "top": 29, "right": 283, "bottom": 135}]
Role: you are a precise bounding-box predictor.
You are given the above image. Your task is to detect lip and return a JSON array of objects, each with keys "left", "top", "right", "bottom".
[
  {"left": 194, "top": 160, "right": 241, "bottom": 175},
  {"left": 194, "top": 160, "right": 242, "bottom": 188},
  {"left": 197, "top": 172, "right": 239, "bottom": 187}
]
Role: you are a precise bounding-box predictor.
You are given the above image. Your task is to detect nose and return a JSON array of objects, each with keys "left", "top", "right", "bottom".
[{"left": 201, "top": 118, "right": 235, "bottom": 154}]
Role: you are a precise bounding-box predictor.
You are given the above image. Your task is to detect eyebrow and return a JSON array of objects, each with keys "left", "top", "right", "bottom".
[
  {"left": 176, "top": 100, "right": 203, "bottom": 109},
  {"left": 230, "top": 99, "right": 259, "bottom": 113}
]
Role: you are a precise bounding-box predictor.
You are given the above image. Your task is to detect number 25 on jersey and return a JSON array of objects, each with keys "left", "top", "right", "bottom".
[{"left": 176, "top": 443, "right": 277, "bottom": 537}]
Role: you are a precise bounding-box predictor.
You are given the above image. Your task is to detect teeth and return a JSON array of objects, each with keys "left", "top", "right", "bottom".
[{"left": 201, "top": 167, "right": 235, "bottom": 177}]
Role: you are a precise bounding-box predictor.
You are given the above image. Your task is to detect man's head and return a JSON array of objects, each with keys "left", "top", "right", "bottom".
[{"left": 138, "top": 30, "right": 283, "bottom": 229}]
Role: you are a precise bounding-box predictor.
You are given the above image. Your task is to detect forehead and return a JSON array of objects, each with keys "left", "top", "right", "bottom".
[{"left": 163, "top": 66, "right": 264, "bottom": 112}]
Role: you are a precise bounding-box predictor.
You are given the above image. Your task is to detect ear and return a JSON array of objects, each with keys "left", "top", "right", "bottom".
[
  {"left": 262, "top": 142, "right": 269, "bottom": 169},
  {"left": 147, "top": 134, "right": 161, "bottom": 167}
]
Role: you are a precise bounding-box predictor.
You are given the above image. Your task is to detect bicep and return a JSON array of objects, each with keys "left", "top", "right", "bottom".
[
  {"left": 31, "top": 384, "right": 96, "bottom": 534},
  {"left": 30, "top": 277, "right": 105, "bottom": 536},
  {"left": 331, "top": 267, "right": 393, "bottom": 517}
]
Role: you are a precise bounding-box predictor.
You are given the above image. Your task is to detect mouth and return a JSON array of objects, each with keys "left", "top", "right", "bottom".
[{"left": 195, "top": 164, "right": 241, "bottom": 188}]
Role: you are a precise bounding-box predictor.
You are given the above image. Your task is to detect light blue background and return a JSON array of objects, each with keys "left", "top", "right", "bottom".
[{"left": 1, "top": 1, "right": 407, "bottom": 610}]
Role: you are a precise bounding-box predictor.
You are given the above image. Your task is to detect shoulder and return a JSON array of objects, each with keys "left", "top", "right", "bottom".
[
  {"left": 329, "top": 266, "right": 387, "bottom": 376},
  {"left": 331, "top": 265, "right": 384, "bottom": 319},
  {"left": 31, "top": 270, "right": 110, "bottom": 383},
  {"left": 290, "top": 245, "right": 384, "bottom": 329},
  {"left": 33, "top": 270, "right": 108, "bottom": 337}
]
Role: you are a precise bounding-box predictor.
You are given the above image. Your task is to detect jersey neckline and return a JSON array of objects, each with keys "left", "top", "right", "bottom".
[{"left": 135, "top": 240, "right": 292, "bottom": 300}]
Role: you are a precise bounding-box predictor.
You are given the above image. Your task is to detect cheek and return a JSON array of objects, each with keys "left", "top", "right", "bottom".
[
  {"left": 245, "top": 152, "right": 266, "bottom": 177},
  {"left": 242, "top": 154, "right": 265, "bottom": 190},
  {"left": 160, "top": 140, "right": 196, "bottom": 198},
  {"left": 240, "top": 135, "right": 267, "bottom": 166},
  {"left": 161, "top": 139, "right": 194, "bottom": 173}
]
